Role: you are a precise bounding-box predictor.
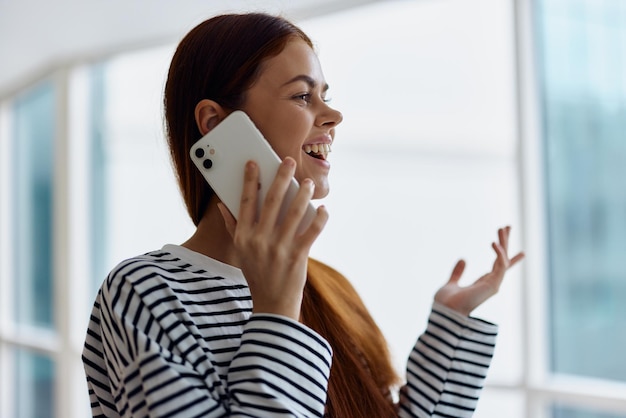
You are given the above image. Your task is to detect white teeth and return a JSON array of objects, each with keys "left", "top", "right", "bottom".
[{"left": 303, "top": 143, "right": 332, "bottom": 159}]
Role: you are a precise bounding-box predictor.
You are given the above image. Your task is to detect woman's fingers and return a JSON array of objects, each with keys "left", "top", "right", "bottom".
[
  {"left": 498, "top": 226, "right": 511, "bottom": 252},
  {"left": 448, "top": 260, "right": 466, "bottom": 285},
  {"left": 510, "top": 251, "right": 526, "bottom": 267},
  {"left": 498, "top": 227, "right": 505, "bottom": 251},
  {"left": 228, "top": 157, "right": 325, "bottom": 320},
  {"left": 437, "top": 226, "right": 525, "bottom": 316},
  {"left": 296, "top": 204, "right": 329, "bottom": 250},
  {"left": 257, "top": 158, "right": 297, "bottom": 232},
  {"left": 489, "top": 242, "right": 508, "bottom": 280},
  {"left": 494, "top": 225, "right": 525, "bottom": 270},
  {"left": 238, "top": 160, "right": 260, "bottom": 227},
  {"left": 253, "top": 158, "right": 322, "bottom": 244},
  {"left": 278, "top": 177, "right": 316, "bottom": 238}
]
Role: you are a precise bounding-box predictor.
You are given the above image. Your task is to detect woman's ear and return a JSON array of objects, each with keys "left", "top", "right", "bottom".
[{"left": 195, "top": 99, "right": 226, "bottom": 135}]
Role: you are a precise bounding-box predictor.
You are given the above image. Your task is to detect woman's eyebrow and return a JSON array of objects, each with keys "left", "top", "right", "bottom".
[{"left": 282, "top": 75, "right": 329, "bottom": 92}]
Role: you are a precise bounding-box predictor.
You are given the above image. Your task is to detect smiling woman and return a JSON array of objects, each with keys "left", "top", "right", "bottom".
[
  {"left": 81, "top": 12, "right": 523, "bottom": 418},
  {"left": 196, "top": 39, "right": 342, "bottom": 201}
]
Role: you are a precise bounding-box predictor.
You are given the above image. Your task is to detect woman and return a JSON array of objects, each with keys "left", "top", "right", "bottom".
[{"left": 82, "top": 12, "right": 524, "bottom": 417}]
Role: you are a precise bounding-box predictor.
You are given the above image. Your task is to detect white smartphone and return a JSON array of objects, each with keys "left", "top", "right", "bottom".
[{"left": 190, "top": 110, "right": 317, "bottom": 233}]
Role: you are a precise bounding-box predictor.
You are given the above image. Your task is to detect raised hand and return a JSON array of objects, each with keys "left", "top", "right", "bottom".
[
  {"left": 434, "top": 226, "right": 525, "bottom": 316},
  {"left": 217, "top": 157, "right": 328, "bottom": 320}
]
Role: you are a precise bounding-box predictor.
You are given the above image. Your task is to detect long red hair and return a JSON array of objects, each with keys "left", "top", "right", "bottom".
[
  {"left": 303, "top": 259, "right": 400, "bottom": 417},
  {"left": 164, "top": 13, "right": 400, "bottom": 416}
]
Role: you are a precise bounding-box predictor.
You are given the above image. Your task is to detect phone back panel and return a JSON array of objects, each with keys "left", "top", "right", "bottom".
[{"left": 189, "top": 110, "right": 316, "bottom": 232}]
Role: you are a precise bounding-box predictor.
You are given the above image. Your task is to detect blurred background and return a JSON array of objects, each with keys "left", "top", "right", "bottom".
[{"left": 1, "top": 0, "right": 626, "bottom": 417}]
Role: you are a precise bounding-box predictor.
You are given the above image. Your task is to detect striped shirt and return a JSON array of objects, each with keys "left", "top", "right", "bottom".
[{"left": 82, "top": 244, "right": 497, "bottom": 417}]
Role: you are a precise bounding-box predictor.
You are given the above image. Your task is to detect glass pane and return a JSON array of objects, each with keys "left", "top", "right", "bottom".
[
  {"left": 538, "top": 0, "right": 626, "bottom": 381},
  {"left": 15, "top": 349, "right": 56, "bottom": 418},
  {"left": 553, "top": 404, "right": 626, "bottom": 418},
  {"left": 89, "top": 63, "right": 109, "bottom": 295},
  {"left": 12, "top": 81, "right": 56, "bottom": 329}
]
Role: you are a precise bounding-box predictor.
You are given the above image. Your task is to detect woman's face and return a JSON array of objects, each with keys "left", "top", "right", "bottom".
[{"left": 240, "top": 38, "right": 343, "bottom": 199}]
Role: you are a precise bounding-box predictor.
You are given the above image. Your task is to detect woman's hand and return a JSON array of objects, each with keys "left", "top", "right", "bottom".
[
  {"left": 217, "top": 157, "right": 328, "bottom": 320},
  {"left": 434, "top": 226, "right": 525, "bottom": 316}
]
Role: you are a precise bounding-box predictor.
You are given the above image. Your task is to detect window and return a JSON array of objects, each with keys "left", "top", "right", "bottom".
[
  {"left": 520, "top": 0, "right": 626, "bottom": 415},
  {"left": 538, "top": 0, "right": 626, "bottom": 384},
  {"left": 0, "top": 80, "right": 57, "bottom": 418},
  {"left": 12, "top": 81, "right": 56, "bottom": 331},
  {"left": 0, "top": 69, "right": 106, "bottom": 418},
  {"left": 553, "top": 406, "right": 626, "bottom": 418},
  {"left": 14, "top": 350, "right": 56, "bottom": 418}
]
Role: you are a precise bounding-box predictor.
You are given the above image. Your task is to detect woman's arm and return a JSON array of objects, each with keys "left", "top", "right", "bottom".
[
  {"left": 398, "top": 303, "right": 497, "bottom": 418},
  {"left": 398, "top": 226, "right": 523, "bottom": 417},
  {"left": 83, "top": 269, "right": 332, "bottom": 418}
]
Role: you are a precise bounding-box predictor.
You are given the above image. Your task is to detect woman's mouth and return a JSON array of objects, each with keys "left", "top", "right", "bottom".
[{"left": 303, "top": 143, "right": 331, "bottom": 160}]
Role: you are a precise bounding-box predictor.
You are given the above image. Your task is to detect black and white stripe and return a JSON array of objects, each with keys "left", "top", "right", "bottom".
[
  {"left": 399, "top": 303, "right": 497, "bottom": 417},
  {"left": 83, "top": 245, "right": 332, "bottom": 417},
  {"left": 83, "top": 244, "right": 497, "bottom": 417}
]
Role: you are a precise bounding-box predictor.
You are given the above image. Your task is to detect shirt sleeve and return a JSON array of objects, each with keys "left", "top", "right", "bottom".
[
  {"left": 83, "top": 277, "right": 332, "bottom": 418},
  {"left": 398, "top": 302, "right": 498, "bottom": 418}
]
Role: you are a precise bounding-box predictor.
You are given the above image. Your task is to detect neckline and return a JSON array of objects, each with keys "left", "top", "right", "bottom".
[{"left": 161, "top": 244, "right": 245, "bottom": 280}]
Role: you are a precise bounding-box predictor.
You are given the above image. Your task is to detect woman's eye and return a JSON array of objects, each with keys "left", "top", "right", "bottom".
[
  {"left": 292, "top": 93, "right": 332, "bottom": 104},
  {"left": 294, "top": 93, "right": 312, "bottom": 103}
]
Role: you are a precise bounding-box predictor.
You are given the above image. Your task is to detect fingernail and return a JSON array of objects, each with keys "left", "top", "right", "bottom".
[
  {"left": 246, "top": 161, "right": 256, "bottom": 170},
  {"left": 283, "top": 157, "right": 295, "bottom": 167}
]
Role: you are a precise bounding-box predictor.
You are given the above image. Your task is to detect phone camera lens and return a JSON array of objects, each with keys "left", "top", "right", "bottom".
[
  {"left": 203, "top": 159, "right": 213, "bottom": 169},
  {"left": 195, "top": 148, "right": 205, "bottom": 158}
]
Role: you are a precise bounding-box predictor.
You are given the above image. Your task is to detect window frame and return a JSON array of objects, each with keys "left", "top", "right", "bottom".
[
  {"left": 512, "top": 0, "right": 626, "bottom": 416},
  {"left": 0, "top": 68, "right": 92, "bottom": 418},
  {"left": 0, "top": 94, "right": 15, "bottom": 418}
]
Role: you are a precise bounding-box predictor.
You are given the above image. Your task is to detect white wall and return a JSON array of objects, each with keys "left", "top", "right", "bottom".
[
  {"left": 301, "top": 0, "right": 524, "bottom": 388},
  {"left": 0, "top": 0, "right": 381, "bottom": 96}
]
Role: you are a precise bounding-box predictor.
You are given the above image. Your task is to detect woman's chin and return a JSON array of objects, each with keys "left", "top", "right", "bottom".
[{"left": 311, "top": 186, "right": 330, "bottom": 200}]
